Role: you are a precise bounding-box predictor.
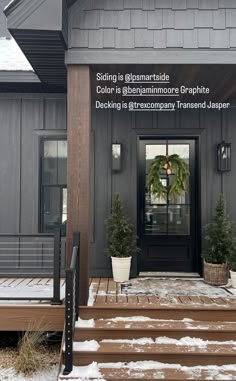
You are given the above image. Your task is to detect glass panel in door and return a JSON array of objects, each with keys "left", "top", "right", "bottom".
[{"left": 145, "top": 143, "right": 190, "bottom": 236}]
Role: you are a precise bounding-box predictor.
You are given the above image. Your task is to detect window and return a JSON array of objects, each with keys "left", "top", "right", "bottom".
[{"left": 40, "top": 139, "right": 67, "bottom": 235}]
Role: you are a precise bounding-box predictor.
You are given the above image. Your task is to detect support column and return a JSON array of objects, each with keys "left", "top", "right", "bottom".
[{"left": 67, "top": 65, "right": 90, "bottom": 306}]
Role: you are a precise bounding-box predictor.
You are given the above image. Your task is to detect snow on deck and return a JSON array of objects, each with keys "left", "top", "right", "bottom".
[
  {"left": 0, "top": 278, "right": 65, "bottom": 303},
  {"left": 122, "top": 277, "right": 233, "bottom": 297},
  {"left": 88, "top": 277, "right": 236, "bottom": 307}
]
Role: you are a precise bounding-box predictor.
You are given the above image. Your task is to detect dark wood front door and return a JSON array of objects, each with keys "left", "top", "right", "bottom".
[{"left": 138, "top": 138, "right": 199, "bottom": 273}]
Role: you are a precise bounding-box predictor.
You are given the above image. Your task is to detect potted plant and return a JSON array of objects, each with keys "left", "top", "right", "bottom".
[
  {"left": 203, "top": 194, "right": 235, "bottom": 286},
  {"left": 105, "top": 194, "right": 139, "bottom": 282}
]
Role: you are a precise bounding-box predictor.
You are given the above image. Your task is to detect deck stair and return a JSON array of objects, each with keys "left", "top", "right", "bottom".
[{"left": 60, "top": 301, "right": 236, "bottom": 380}]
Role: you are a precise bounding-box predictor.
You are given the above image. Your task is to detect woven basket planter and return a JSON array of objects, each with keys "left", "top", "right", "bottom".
[{"left": 203, "top": 260, "right": 229, "bottom": 286}]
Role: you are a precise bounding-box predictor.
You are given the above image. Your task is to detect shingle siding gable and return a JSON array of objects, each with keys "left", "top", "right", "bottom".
[{"left": 69, "top": 0, "right": 236, "bottom": 50}]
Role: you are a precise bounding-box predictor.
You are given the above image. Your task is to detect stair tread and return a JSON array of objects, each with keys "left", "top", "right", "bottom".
[
  {"left": 79, "top": 305, "right": 236, "bottom": 321},
  {"left": 70, "top": 340, "right": 236, "bottom": 355},
  {"left": 59, "top": 363, "right": 236, "bottom": 380},
  {"left": 80, "top": 302, "right": 236, "bottom": 310},
  {"left": 76, "top": 318, "right": 236, "bottom": 331},
  {"left": 100, "top": 366, "right": 236, "bottom": 380}
]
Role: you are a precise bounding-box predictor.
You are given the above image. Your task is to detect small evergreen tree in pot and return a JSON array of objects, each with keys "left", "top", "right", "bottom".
[
  {"left": 105, "top": 194, "right": 139, "bottom": 282},
  {"left": 203, "top": 194, "right": 236, "bottom": 285},
  {"left": 106, "top": 194, "right": 138, "bottom": 258}
]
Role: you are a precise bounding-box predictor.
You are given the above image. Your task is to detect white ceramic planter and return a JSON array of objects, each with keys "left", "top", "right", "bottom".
[
  {"left": 111, "top": 256, "right": 131, "bottom": 282},
  {"left": 230, "top": 270, "right": 236, "bottom": 288}
]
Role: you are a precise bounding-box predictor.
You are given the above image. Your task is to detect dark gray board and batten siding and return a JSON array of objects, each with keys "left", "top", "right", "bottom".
[
  {"left": 0, "top": 95, "right": 67, "bottom": 276},
  {"left": 90, "top": 107, "right": 236, "bottom": 277}
]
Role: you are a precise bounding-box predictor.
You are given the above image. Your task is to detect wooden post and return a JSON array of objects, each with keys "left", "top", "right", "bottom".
[{"left": 67, "top": 65, "right": 90, "bottom": 306}]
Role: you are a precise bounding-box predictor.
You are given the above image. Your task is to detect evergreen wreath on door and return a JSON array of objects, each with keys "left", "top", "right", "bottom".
[{"left": 148, "top": 154, "right": 190, "bottom": 199}]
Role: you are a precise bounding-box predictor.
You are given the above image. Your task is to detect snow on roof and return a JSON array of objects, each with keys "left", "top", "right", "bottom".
[{"left": 0, "top": 36, "right": 33, "bottom": 71}]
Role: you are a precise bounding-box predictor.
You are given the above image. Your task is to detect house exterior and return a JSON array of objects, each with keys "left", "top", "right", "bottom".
[{"left": 1, "top": 0, "right": 236, "bottom": 303}]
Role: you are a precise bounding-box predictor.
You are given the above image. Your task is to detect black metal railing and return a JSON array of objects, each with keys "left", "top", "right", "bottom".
[
  {"left": 0, "top": 229, "right": 62, "bottom": 305},
  {"left": 63, "top": 232, "right": 80, "bottom": 375}
]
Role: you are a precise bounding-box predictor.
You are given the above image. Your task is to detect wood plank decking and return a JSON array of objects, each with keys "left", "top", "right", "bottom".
[
  {"left": 89, "top": 277, "right": 236, "bottom": 308},
  {"left": 79, "top": 277, "right": 236, "bottom": 321}
]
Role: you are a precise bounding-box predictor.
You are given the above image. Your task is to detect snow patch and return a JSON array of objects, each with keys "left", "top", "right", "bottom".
[
  {"left": 61, "top": 362, "right": 102, "bottom": 379},
  {"left": 155, "top": 336, "right": 236, "bottom": 348},
  {"left": 123, "top": 278, "right": 234, "bottom": 298},
  {"left": 102, "top": 316, "right": 156, "bottom": 322},
  {"left": 99, "top": 360, "right": 182, "bottom": 370},
  {"left": 75, "top": 318, "right": 95, "bottom": 328},
  {"left": 156, "top": 336, "right": 208, "bottom": 348},
  {"left": 101, "top": 337, "right": 154, "bottom": 345},
  {"left": 87, "top": 283, "right": 95, "bottom": 306},
  {"left": 102, "top": 316, "right": 194, "bottom": 322},
  {"left": 73, "top": 340, "right": 100, "bottom": 351},
  {"left": 101, "top": 336, "right": 236, "bottom": 349}
]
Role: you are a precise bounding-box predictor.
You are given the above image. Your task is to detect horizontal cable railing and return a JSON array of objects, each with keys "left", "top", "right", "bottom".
[
  {"left": 63, "top": 231, "right": 80, "bottom": 375},
  {"left": 0, "top": 230, "right": 62, "bottom": 304}
]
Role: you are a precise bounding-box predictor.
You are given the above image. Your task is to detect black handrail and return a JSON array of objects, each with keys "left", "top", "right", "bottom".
[
  {"left": 0, "top": 229, "right": 62, "bottom": 305},
  {"left": 63, "top": 231, "right": 80, "bottom": 376}
]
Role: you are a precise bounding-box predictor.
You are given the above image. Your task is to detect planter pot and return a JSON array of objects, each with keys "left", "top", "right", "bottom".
[
  {"left": 203, "top": 260, "right": 229, "bottom": 286},
  {"left": 230, "top": 270, "right": 236, "bottom": 288},
  {"left": 111, "top": 256, "right": 131, "bottom": 282}
]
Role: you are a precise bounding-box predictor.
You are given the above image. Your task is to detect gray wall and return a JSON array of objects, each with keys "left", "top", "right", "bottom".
[
  {"left": 90, "top": 106, "right": 236, "bottom": 276},
  {"left": 69, "top": 0, "right": 236, "bottom": 50},
  {"left": 0, "top": 94, "right": 66, "bottom": 275}
]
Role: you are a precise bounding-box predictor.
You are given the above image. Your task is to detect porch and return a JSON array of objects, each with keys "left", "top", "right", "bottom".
[
  {"left": 1, "top": 276, "right": 236, "bottom": 332},
  {"left": 1, "top": 274, "right": 236, "bottom": 379}
]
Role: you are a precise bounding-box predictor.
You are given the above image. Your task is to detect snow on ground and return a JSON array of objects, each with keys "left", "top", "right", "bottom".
[{"left": 0, "top": 366, "right": 58, "bottom": 381}]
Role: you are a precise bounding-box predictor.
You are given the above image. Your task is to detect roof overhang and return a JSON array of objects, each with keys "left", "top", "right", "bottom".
[
  {"left": 0, "top": 70, "right": 66, "bottom": 92},
  {"left": 0, "top": 71, "right": 39, "bottom": 82},
  {"left": 4, "top": 0, "right": 71, "bottom": 91}
]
